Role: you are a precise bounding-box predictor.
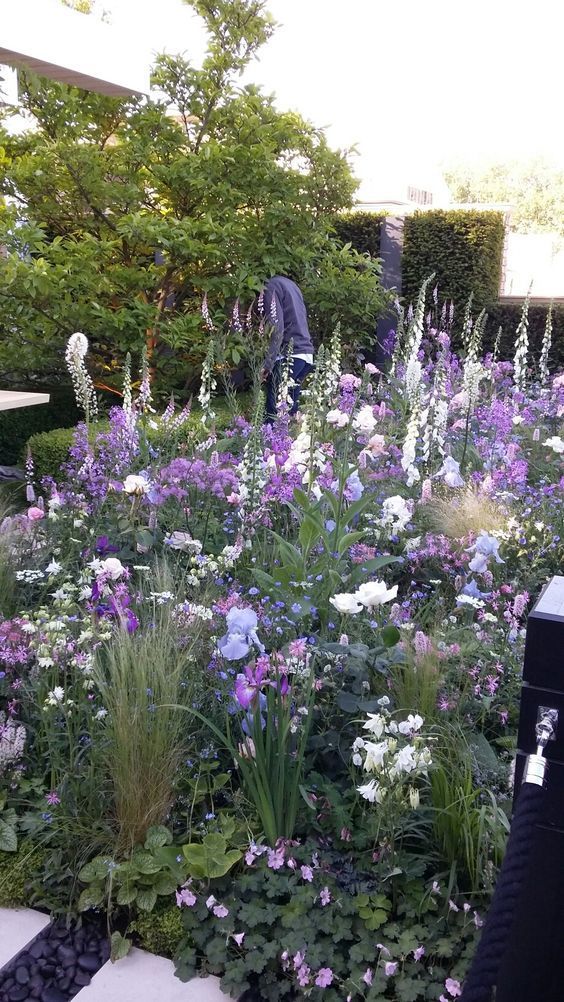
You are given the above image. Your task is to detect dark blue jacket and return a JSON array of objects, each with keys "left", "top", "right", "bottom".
[{"left": 263, "top": 276, "right": 314, "bottom": 372}]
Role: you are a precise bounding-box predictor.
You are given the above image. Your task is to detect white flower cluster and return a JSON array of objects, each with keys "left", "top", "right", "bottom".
[
  {"left": 378, "top": 495, "right": 412, "bottom": 536},
  {"left": 353, "top": 710, "right": 432, "bottom": 805},
  {"left": 65, "top": 332, "right": 98, "bottom": 421},
  {"left": 198, "top": 342, "right": 217, "bottom": 426},
  {"left": 0, "top": 713, "right": 26, "bottom": 776},
  {"left": 330, "top": 579, "right": 398, "bottom": 616},
  {"left": 513, "top": 294, "right": 530, "bottom": 393}
]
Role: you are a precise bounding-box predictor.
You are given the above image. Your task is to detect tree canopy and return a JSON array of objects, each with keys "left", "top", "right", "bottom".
[
  {"left": 444, "top": 158, "right": 564, "bottom": 235},
  {"left": 0, "top": 0, "right": 387, "bottom": 393}
]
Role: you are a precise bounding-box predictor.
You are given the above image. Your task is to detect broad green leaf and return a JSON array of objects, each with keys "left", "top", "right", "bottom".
[
  {"left": 110, "top": 931, "right": 131, "bottom": 962},
  {"left": 78, "top": 885, "right": 105, "bottom": 911},
  {"left": 136, "top": 886, "right": 158, "bottom": 911},
  {"left": 0, "top": 820, "right": 17, "bottom": 853},
  {"left": 144, "top": 825, "right": 173, "bottom": 850}
]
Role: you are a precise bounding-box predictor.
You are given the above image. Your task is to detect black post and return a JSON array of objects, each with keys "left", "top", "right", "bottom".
[
  {"left": 371, "top": 215, "right": 404, "bottom": 365},
  {"left": 496, "top": 575, "right": 564, "bottom": 1002}
]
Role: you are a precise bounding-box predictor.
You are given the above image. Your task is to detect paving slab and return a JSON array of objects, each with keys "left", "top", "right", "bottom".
[
  {"left": 0, "top": 906, "right": 51, "bottom": 969},
  {"left": 76, "top": 947, "right": 233, "bottom": 1001}
]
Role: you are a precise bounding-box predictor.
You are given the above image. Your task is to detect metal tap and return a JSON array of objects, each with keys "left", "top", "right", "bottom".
[{"left": 524, "top": 707, "right": 558, "bottom": 786}]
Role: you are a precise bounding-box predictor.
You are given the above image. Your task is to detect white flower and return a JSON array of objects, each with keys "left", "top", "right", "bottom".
[
  {"left": 390, "top": 745, "right": 417, "bottom": 775},
  {"left": 362, "top": 713, "right": 386, "bottom": 738},
  {"left": 352, "top": 404, "right": 377, "bottom": 435},
  {"left": 512, "top": 415, "right": 523, "bottom": 425},
  {"left": 123, "top": 474, "right": 150, "bottom": 496},
  {"left": 355, "top": 580, "right": 398, "bottom": 608},
  {"left": 409, "top": 788, "right": 420, "bottom": 809},
  {"left": 48, "top": 686, "right": 65, "bottom": 704},
  {"left": 67, "top": 332, "right": 89, "bottom": 358},
  {"left": 357, "top": 779, "right": 385, "bottom": 803},
  {"left": 95, "top": 708, "right": 108, "bottom": 720},
  {"left": 437, "top": 456, "right": 464, "bottom": 488},
  {"left": 352, "top": 753, "right": 363, "bottom": 766},
  {"left": 544, "top": 436, "right": 564, "bottom": 454},
  {"left": 329, "top": 593, "right": 363, "bottom": 615},
  {"left": 326, "top": 409, "right": 350, "bottom": 428},
  {"left": 165, "top": 531, "right": 203, "bottom": 553},
  {"left": 398, "top": 714, "right": 424, "bottom": 735},
  {"left": 45, "top": 559, "right": 62, "bottom": 575},
  {"left": 381, "top": 495, "right": 412, "bottom": 533},
  {"left": 98, "top": 557, "right": 125, "bottom": 580},
  {"left": 363, "top": 740, "right": 388, "bottom": 772}
]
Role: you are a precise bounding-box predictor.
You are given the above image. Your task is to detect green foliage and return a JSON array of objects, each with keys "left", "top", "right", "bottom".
[
  {"left": 402, "top": 210, "right": 505, "bottom": 315},
  {"left": 444, "top": 157, "right": 564, "bottom": 234},
  {"left": 0, "top": 387, "right": 79, "bottom": 466},
  {"left": 486, "top": 300, "right": 564, "bottom": 368},
  {"left": 77, "top": 825, "right": 185, "bottom": 914},
  {"left": 174, "top": 847, "right": 480, "bottom": 1000},
  {"left": 182, "top": 832, "right": 242, "bottom": 880},
  {"left": 0, "top": 0, "right": 386, "bottom": 393},
  {"left": 0, "top": 842, "right": 45, "bottom": 906},
  {"left": 332, "top": 211, "right": 385, "bottom": 257},
  {"left": 26, "top": 426, "right": 80, "bottom": 484},
  {"left": 130, "top": 903, "right": 184, "bottom": 958}
]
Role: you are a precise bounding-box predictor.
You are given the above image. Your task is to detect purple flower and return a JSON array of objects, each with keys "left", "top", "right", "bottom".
[
  {"left": 176, "top": 887, "right": 196, "bottom": 907},
  {"left": 384, "top": 961, "right": 398, "bottom": 977},
  {"left": 315, "top": 968, "right": 333, "bottom": 988},
  {"left": 300, "top": 865, "right": 314, "bottom": 882},
  {"left": 213, "top": 904, "right": 229, "bottom": 918},
  {"left": 45, "top": 791, "right": 60, "bottom": 806},
  {"left": 267, "top": 846, "right": 285, "bottom": 870},
  {"left": 319, "top": 887, "right": 331, "bottom": 906},
  {"left": 362, "top": 968, "right": 373, "bottom": 986},
  {"left": 218, "top": 608, "right": 264, "bottom": 661}
]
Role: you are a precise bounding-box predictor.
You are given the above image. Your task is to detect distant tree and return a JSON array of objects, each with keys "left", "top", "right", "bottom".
[
  {"left": 444, "top": 158, "right": 564, "bottom": 235},
  {"left": 0, "top": 0, "right": 387, "bottom": 392}
]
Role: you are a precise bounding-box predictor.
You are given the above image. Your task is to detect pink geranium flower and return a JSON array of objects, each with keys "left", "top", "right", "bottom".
[{"left": 315, "top": 968, "right": 333, "bottom": 987}]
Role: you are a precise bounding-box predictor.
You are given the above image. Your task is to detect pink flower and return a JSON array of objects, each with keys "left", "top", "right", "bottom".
[
  {"left": 213, "top": 904, "right": 229, "bottom": 918},
  {"left": 340, "top": 827, "right": 351, "bottom": 841},
  {"left": 293, "top": 951, "right": 305, "bottom": 970},
  {"left": 362, "top": 968, "right": 373, "bottom": 986},
  {"left": 445, "top": 978, "right": 462, "bottom": 997},
  {"left": 289, "top": 638, "right": 307, "bottom": 657},
  {"left": 384, "top": 962, "right": 398, "bottom": 977},
  {"left": 267, "top": 846, "right": 285, "bottom": 870},
  {"left": 45, "top": 791, "right": 60, "bottom": 806},
  {"left": 300, "top": 865, "right": 314, "bottom": 882},
  {"left": 315, "top": 968, "right": 333, "bottom": 988},
  {"left": 297, "top": 964, "right": 311, "bottom": 987},
  {"left": 27, "top": 506, "right": 44, "bottom": 520},
  {"left": 232, "top": 932, "right": 245, "bottom": 946},
  {"left": 176, "top": 887, "right": 196, "bottom": 908},
  {"left": 448, "top": 899, "right": 459, "bottom": 912},
  {"left": 319, "top": 887, "right": 331, "bottom": 906},
  {"left": 365, "top": 363, "right": 380, "bottom": 375},
  {"left": 474, "top": 911, "right": 484, "bottom": 928},
  {"left": 413, "top": 946, "right": 425, "bottom": 961}
]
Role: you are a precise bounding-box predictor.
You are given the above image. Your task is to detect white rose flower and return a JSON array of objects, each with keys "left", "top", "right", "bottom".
[
  {"left": 98, "top": 557, "right": 125, "bottom": 580},
  {"left": 329, "top": 593, "right": 363, "bottom": 615},
  {"left": 355, "top": 580, "right": 398, "bottom": 608},
  {"left": 123, "top": 474, "right": 150, "bottom": 496},
  {"left": 326, "top": 409, "right": 350, "bottom": 428},
  {"left": 352, "top": 404, "right": 377, "bottom": 435},
  {"left": 544, "top": 436, "right": 564, "bottom": 454}
]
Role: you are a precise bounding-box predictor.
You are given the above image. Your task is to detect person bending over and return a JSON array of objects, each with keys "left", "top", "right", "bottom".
[{"left": 261, "top": 275, "right": 314, "bottom": 422}]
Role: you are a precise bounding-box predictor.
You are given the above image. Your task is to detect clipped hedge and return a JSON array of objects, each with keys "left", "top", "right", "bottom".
[
  {"left": 0, "top": 386, "right": 80, "bottom": 467},
  {"left": 485, "top": 300, "right": 564, "bottom": 368},
  {"left": 332, "top": 211, "right": 385, "bottom": 258},
  {"left": 402, "top": 210, "right": 505, "bottom": 314}
]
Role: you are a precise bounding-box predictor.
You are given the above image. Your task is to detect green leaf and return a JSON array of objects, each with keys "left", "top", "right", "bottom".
[
  {"left": 0, "top": 819, "right": 17, "bottom": 853},
  {"left": 183, "top": 833, "right": 242, "bottom": 879},
  {"left": 78, "top": 857, "right": 111, "bottom": 883},
  {"left": 381, "top": 624, "right": 401, "bottom": 648},
  {"left": 78, "top": 885, "right": 105, "bottom": 911},
  {"left": 136, "top": 887, "right": 158, "bottom": 911},
  {"left": 144, "top": 825, "right": 173, "bottom": 850},
  {"left": 133, "top": 851, "right": 162, "bottom": 875},
  {"left": 116, "top": 883, "right": 138, "bottom": 906},
  {"left": 110, "top": 931, "right": 131, "bottom": 962}
]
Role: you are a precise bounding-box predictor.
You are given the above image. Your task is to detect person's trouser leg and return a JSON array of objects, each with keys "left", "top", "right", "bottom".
[
  {"left": 265, "top": 361, "right": 282, "bottom": 423},
  {"left": 289, "top": 359, "right": 313, "bottom": 415}
]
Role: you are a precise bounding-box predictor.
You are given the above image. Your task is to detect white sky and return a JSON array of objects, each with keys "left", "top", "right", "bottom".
[{"left": 27, "top": 0, "right": 564, "bottom": 197}]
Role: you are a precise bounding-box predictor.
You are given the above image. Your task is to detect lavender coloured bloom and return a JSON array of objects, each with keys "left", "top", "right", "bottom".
[{"left": 218, "top": 608, "right": 264, "bottom": 661}]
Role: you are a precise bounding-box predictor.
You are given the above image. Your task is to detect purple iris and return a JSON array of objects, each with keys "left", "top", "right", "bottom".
[
  {"left": 95, "top": 536, "right": 120, "bottom": 556},
  {"left": 461, "top": 579, "right": 490, "bottom": 600},
  {"left": 217, "top": 608, "right": 264, "bottom": 661},
  {"left": 235, "top": 664, "right": 268, "bottom": 710}
]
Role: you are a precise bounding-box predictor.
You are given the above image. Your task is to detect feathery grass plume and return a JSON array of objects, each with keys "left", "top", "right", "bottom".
[
  {"left": 392, "top": 632, "right": 443, "bottom": 721},
  {"left": 65, "top": 332, "right": 98, "bottom": 424},
  {"left": 92, "top": 581, "right": 204, "bottom": 854},
  {"left": 420, "top": 486, "right": 508, "bottom": 540},
  {"left": 513, "top": 284, "right": 531, "bottom": 392},
  {"left": 539, "top": 302, "right": 553, "bottom": 388},
  {"left": 198, "top": 341, "right": 217, "bottom": 427}
]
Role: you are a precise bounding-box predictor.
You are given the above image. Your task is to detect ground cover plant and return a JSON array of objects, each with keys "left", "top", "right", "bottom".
[{"left": 0, "top": 284, "right": 562, "bottom": 1001}]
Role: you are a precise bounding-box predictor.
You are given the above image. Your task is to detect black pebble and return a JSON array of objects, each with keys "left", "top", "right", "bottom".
[
  {"left": 41, "top": 987, "right": 67, "bottom": 1002},
  {"left": 77, "top": 953, "right": 99, "bottom": 973},
  {"left": 9, "top": 987, "right": 29, "bottom": 1002},
  {"left": 14, "top": 968, "right": 29, "bottom": 986},
  {"left": 29, "top": 941, "right": 44, "bottom": 960},
  {"left": 56, "top": 977, "right": 70, "bottom": 992},
  {"left": 29, "top": 975, "right": 44, "bottom": 990},
  {"left": 73, "top": 969, "right": 91, "bottom": 987},
  {"left": 56, "top": 946, "right": 75, "bottom": 967}
]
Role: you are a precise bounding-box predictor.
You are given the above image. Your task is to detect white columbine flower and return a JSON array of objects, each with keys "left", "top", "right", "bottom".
[
  {"left": 123, "top": 474, "right": 150, "bottom": 496},
  {"left": 45, "top": 559, "right": 62, "bottom": 575},
  {"left": 329, "top": 593, "right": 363, "bottom": 615},
  {"left": 355, "top": 580, "right": 398, "bottom": 608},
  {"left": 352, "top": 404, "right": 377, "bottom": 436},
  {"left": 544, "top": 436, "right": 564, "bottom": 454},
  {"left": 357, "top": 779, "right": 385, "bottom": 803},
  {"left": 398, "top": 714, "right": 424, "bottom": 735},
  {"left": 362, "top": 714, "right": 386, "bottom": 738}
]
